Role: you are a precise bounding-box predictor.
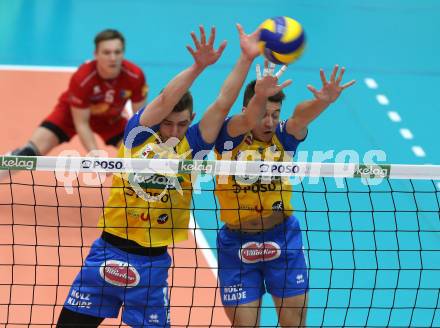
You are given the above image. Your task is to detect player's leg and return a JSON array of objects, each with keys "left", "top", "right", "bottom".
[
  {"left": 58, "top": 237, "right": 123, "bottom": 325},
  {"left": 10, "top": 103, "right": 74, "bottom": 156},
  {"left": 224, "top": 299, "right": 262, "bottom": 327},
  {"left": 121, "top": 250, "right": 172, "bottom": 327},
  {"left": 272, "top": 293, "right": 308, "bottom": 327},
  {"left": 217, "top": 226, "right": 265, "bottom": 327},
  {"left": 0, "top": 125, "right": 67, "bottom": 181},
  {"left": 26, "top": 126, "right": 62, "bottom": 155},
  {"left": 0, "top": 105, "right": 74, "bottom": 181},
  {"left": 264, "top": 216, "right": 309, "bottom": 327},
  {"left": 56, "top": 307, "right": 104, "bottom": 328}
]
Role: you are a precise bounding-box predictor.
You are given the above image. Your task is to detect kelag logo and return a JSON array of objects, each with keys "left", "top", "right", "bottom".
[
  {"left": 129, "top": 173, "right": 183, "bottom": 190},
  {"left": 354, "top": 164, "right": 390, "bottom": 178},
  {"left": 178, "top": 160, "right": 214, "bottom": 174},
  {"left": 0, "top": 156, "right": 37, "bottom": 170}
]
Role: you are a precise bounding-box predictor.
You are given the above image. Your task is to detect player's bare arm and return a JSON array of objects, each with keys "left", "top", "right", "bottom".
[
  {"left": 140, "top": 26, "right": 226, "bottom": 128},
  {"left": 131, "top": 81, "right": 149, "bottom": 114},
  {"left": 198, "top": 23, "right": 261, "bottom": 144},
  {"left": 132, "top": 100, "right": 146, "bottom": 114},
  {"left": 226, "top": 62, "right": 292, "bottom": 138},
  {"left": 286, "top": 64, "right": 356, "bottom": 140},
  {"left": 70, "top": 106, "right": 99, "bottom": 152}
]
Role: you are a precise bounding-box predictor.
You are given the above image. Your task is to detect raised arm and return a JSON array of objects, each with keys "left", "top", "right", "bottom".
[
  {"left": 139, "top": 26, "right": 226, "bottom": 127},
  {"left": 197, "top": 24, "right": 260, "bottom": 144},
  {"left": 132, "top": 99, "right": 146, "bottom": 114},
  {"left": 226, "top": 62, "right": 292, "bottom": 137},
  {"left": 286, "top": 65, "right": 356, "bottom": 139}
]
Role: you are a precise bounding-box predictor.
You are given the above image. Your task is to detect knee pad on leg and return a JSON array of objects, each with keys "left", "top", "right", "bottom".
[{"left": 11, "top": 142, "right": 41, "bottom": 156}]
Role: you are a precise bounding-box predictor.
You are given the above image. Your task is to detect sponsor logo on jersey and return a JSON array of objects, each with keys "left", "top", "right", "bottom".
[
  {"left": 66, "top": 288, "right": 92, "bottom": 309},
  {"left": 272, "top": 201, "right": 284, "bottom": 212},
  {"left": 232, "top": 181, "right": 277, "bottom": 193},
  {"left": 141, "top": 145, "right": 153, "bottom": 157},
  {"left": 0, "top": 156, "right": 37, "bottom": 170},
  {"left": 124, "top": 186, "right": 170, "bottom": 203},
  {"left": 140, "top": 213, "right": 150, "bottom": 221},
  {"left": 157, "top": 213, "right": 168, "bottom": 224},
  {"left": 149, "top": 313, "right": 159, "bottom": 324},
  {"left": 99, "top": 260, "right": 140, "bottom": 287},
  {"left": 239, "top": 205, "right": 264, "bottom": 213},
  {"left": 126, "top": 209, "right": 151, "bottom": 221},
  {"left": 239, "top": 241, "right": 281, "bottom": 263},
  {"left": 296, "top": 274, "right": 305, "bottom": 285},
  {"left": 222, "top": 283, "right": 247, "bottom": 303},
  {"left": 129, "top": 173, "right": 183, "bottom": 190}
]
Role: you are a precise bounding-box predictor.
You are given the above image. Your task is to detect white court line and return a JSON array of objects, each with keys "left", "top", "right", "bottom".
[
  {"left": 399, "top": 128, "right": 414, "bottom": 140},
  {"left": 364, "top": 78, "right": 378, "bottom": 89},
  {"left": 376, "top": 94, "right": 390, "bottom": 105},
  {"left": 387, "top": 111, "right": 402, "bottom": 122},
  {"left": 189, "top": 214, "right": 218, "bottom": 279},
  {"left": 368, "top": 79, "right": 430, "bottom": 159},
  {"left": 412, "top": 146, "right": 426, "bottom": 157},
  {"left": 0, "top": 64, "right": 76, "bottom": 72}
]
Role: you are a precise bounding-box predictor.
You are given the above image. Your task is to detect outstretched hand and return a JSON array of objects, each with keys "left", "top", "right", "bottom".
[
  {"left": 186, "top": 26, "right": 227, "bottom": 69},
  {"left": 236, "top": 23, "right": 261, "bottom": 61},
  {"left": 254, "top": 60, "right": 292, "bottom": 98},
  {"left": 307, "top": 65, "right": 356, "bottom": 103}
]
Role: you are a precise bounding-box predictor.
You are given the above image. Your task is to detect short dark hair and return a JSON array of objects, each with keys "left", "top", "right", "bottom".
[
  {"left": 94, "top": 29, "right": 125, "bottom": 50},
  {"left": 173, "top": 91, "right": 193, "bottom": 114},
  {"left": 242, "top": 80, "right": 285, "bottom": 107}
]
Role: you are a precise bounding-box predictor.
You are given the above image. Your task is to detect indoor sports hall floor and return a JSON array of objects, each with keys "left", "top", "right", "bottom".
[{"left": 0, "top": 1, "right": 439, "bottom": 327}]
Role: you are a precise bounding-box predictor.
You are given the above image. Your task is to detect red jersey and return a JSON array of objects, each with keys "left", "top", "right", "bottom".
[{"left": 59, "top": 60, "right": 147, "bottom": 122}]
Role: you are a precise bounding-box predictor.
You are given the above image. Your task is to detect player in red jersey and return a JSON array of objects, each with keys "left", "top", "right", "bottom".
[{"left": 7, "top": 29, "right": 147, "bottom": 157}]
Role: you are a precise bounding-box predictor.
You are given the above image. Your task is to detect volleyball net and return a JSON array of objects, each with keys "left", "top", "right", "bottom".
[{"left": 0, "top": 155, "right": 439, "bottom": 327}]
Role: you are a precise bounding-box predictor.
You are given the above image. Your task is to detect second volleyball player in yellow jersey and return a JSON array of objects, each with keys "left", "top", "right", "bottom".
[
  {"left": 214, "top": 65, "right": 356, "bottom": 327},
  {"left": 56, "top": 24, "right": 290, "bottom": 327}
]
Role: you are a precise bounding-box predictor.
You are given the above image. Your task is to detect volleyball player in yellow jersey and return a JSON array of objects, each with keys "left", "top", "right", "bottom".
[
  {"left": 56, "top": 25, "right": 292, "bottom": 328},
  {"left": 214, "top": 65, "right": 356, "bottom": 327}
]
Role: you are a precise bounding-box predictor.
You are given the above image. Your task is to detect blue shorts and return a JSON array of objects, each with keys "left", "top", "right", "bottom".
[
  {"left": 217, "top": 216, "right": 308, "bottom": 306},
  {"left": 63, "top": 237, "right": 171, "bottom": 327}
]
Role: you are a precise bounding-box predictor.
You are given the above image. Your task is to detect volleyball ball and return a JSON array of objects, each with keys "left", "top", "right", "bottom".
[{"left": 258, "top": 16, "right": 306, "bottom": 65}]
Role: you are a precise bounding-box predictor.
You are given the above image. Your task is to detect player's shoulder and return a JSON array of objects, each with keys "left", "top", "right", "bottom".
[
  {"left": 71, "top": 60, "right": 98, "bottom": 88},
  {"left": 121, "top": 60, "right": 144, "bottom": 80}
]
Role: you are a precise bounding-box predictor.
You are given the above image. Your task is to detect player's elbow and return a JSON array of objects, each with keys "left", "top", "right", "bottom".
[
  {"left": 214, "top": 98, "right": 233, "bottom": 116},
  {"left": 288, "top": 116, "right": 308, "bottom": 133}
]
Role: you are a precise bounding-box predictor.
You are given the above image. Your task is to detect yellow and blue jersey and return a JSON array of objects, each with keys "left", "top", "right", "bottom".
[
  {"left": 214, "top": 117, "right": 306, "bottom": 225},
  {"left": 98, "top": 107, "right": 213, "bottom": 247}
]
